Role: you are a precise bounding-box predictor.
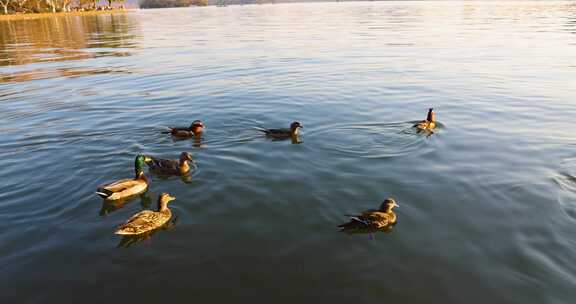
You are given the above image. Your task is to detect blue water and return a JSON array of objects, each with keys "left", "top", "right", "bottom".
[{"left": 1, "top": 2, "right": 576, "bottom": 303}]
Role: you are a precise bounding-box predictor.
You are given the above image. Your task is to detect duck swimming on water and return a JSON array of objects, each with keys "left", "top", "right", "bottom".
[
  {"left": 96, "top": 155, "right": 149, "bottom": 201},
  {"left": 259, "top": 121, "right": 303, "bottom": 139},
  {"left": 414, "top": 108, "right": 436, "bottom": 131},
  {"left": 166, "top": 120, "right": 205, "bottom": 138},
  {"left": 144, "top": 152, "right": 194, "bottom": 176},
  {"left": 338, "top": 198, "right": 399, "bottom": 232},
  {"left": 115, "top": 193, "right": 176, "bottom": 235}
]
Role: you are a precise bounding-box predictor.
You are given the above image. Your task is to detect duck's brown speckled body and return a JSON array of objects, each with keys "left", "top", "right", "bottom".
[
  {"left": 338, "top": 198, "right": 399, "bottom": 232},
  {"left": 167, "top": 120, "right": 205, "bottom": 138},
  {"left": 259, "top": 121, "right": 303, "bottom": 139},
  {"left": 115, "top": 193, "right": 176, "bottom": 235},
  {"left": 144, "top": 152, "right": 193, "bottom": 176}
]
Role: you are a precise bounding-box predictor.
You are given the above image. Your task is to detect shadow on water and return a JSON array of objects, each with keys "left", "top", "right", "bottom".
[
  {"left": 146, "top": 166, "right": 197, "bottom": 184},
  {"left": 116, "top": 215, "right": 180, "bottom": 248},
  {"left": 339, "top": 224, "right": 396, "bottom": 238},
  {"left": 99, "top": 192, "right": 152, "bottom": 217},
  {"left": 262, "top": 134, "right": 303, "bottom": 144},
  {"left": 168, "top": 135, "right": 206, "bottom": 149}
]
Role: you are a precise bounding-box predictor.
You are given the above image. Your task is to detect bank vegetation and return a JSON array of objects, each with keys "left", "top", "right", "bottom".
[
  {"left": 0, "top": 0, "right": 126, "bottom": 15},
  {"left": 140, "top": 0, "right": 207, "bottom": 9}
]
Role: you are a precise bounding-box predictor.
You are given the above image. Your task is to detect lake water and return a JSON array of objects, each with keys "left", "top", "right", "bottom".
[{"left": 1, "top": 1, "right": 576, "bottom": 303}]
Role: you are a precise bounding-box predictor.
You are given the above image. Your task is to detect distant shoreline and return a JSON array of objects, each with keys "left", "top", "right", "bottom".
[{"left": 0, "top": 9, "right": 133, "bottom": 21}]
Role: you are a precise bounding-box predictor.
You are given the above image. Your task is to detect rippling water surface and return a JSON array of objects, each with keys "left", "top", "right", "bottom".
[{"left": 1, "top": 2, "right": 576, "bottom": 303}]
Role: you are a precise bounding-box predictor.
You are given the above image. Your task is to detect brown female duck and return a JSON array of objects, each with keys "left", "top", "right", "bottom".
[
  {"left": 144, "top": 152, "right": 194, "bottom": 176},
  {"left": 115, "top": 193, "right": 176, "bottom": 235},
  {"left": 167, "top": 120, "right": 205, "bottom": 138},
  {"left": 338, "top": 198, "right": 399, "bottom": 231},
  {"left": 259, "top": 121, "right": 303, "bottom": 139},
  {"left": 414, "top": 108, "right": 436, "bottom": 131}
]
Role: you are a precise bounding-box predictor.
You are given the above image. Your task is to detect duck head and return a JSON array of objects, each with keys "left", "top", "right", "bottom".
[
  {"left": 158, "top": 192, "right": 176, "bottom": 211},
  {"left": 179, "top": 152, "right": 193, "bottom": 163},
  {"left": 426, "top": 108, "right": 435, "bottom": 122},
  {"left": 379, "top": 198, "right": 399, "bottom": 212},
  {"left": 189, "top": 120, "right": 205, "bottom": 136},
  {"left": 134, "top": 154, "right": 147, "bottom": 176},
  {"left": 290, "top": 121, "right": 303, "bottom": 135}
]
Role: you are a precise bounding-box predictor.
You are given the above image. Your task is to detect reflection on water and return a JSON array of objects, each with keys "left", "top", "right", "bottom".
[
  {"left": 340, "top": 224, "right": 396, "bottom": 236},
  {"left": 99, "top": 192, "right": 152, "bottom": 216},
  {"left": 0, "top": 66, "right": 130, "bottom": 83},
  {"left": 147, "top": 168, "right": 196, "bottom": 184},
  {"left": 0, "top": 12, "right": 138, "bottom": 83}
]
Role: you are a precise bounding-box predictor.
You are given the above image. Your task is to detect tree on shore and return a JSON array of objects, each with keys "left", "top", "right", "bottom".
[
  {"left": 44, "top": 0, "right": 57, "bottom": 12},
  {"left": 0, "top": 0, "right": 11, "bottom": 14},
  {"left": 140, "top": 0, "right": 207, "bottom": 9},
  {"left": 106, "top": 0, "right": 124, "bottom": 8},
  {"left": 15, "top": 0, "right": 27, "bottom": 12},
  {"left": 80, "top": 0, "right": 97, "bottom": 9},
  {"left": 0, "top": 0, "right": 128, "bottom": 14}
]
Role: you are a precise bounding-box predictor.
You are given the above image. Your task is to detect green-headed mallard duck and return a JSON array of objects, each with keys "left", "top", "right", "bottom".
[
  {"left": 144, "top": 152, "right": 194, "bottom": 176},
  {"left": 259, "top": 121, "right": 303, "bottom": 139},
  {"left": 115, "top": 192, "right": 176, "bottom": 235},
  {"left": 414, "top": 108, "right": 436, "bottom": 131},
  {"left": 166, "top": 120, "right": 205, "bottom": 138},
  {"left": 338, "top": 198, "right": 399, "bottom": 231},
  {"left": 96, "top": 155, "right": 149, "bottom": 201}
]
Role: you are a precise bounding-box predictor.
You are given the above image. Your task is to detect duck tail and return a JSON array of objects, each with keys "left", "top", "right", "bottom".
[
  {"left": 95, "top": 191, "right": 109, "bottom": 199},
  {"left": 338, "top": 217, "right": 370, "bottom": 230},
  {"left": 349, "top": 216, "right": 370, "bottom": 226},
  {"left": 96, "top": 188, "right": 113, "bottom": 199},
  {"left": 253, "top": 127, "right": 268, "bottom": 133},
  {"left": 114, "top": 229, "right": 128, "bottom": 235},
  {"left": 161, "top": 127, "right": 173, "bottom": 134}
]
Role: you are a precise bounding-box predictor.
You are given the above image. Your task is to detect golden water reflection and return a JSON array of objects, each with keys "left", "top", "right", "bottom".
[
  {"left": 0, "top": 13, "right": 138, "bottom": 83},
  {"left": 0, "top": 66, "right": 130, "bottom": 83}
]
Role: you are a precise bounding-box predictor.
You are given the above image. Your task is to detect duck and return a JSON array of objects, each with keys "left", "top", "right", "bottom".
[
  {"left": 414, "top": 108, "right": 436, "bottom": 131},
  {"left": 116, "top": 215, "right": 179, "bottom": 248},
  {"left": 166, "top": 120, "right": 205, "bottom": 138},
  {"left": 144, "top": 152, "right": 194, "bottom": 176},
  {"left": 259, "top": 121, "right": 303, "bottom": 139},
  {"left": 96, "top": 155, "right": 149, "bottom": 201},
  {"left": 338, "top": 198, "right": 399, "bottom": 232},
  {"left": 115, "top": 193, "right": 176, "bottom": 235}
]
